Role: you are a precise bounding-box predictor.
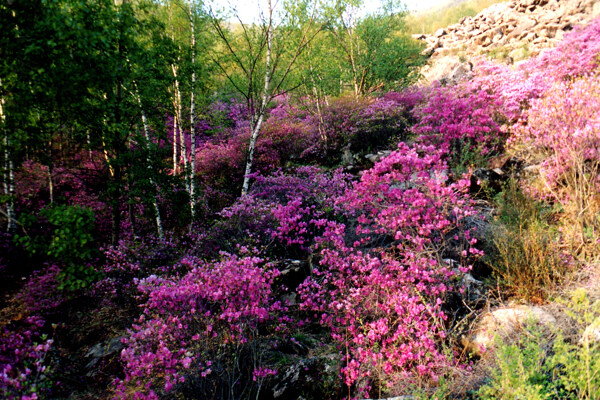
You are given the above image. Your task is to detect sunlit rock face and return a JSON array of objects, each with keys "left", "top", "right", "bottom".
[{"left": 419, "top": 0, "right": 600, "bottom": 83}]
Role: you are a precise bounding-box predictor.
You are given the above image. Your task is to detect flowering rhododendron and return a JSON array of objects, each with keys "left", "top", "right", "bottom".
[
  {"left": 216, "top": 166, "right": 353, "bottom": 256},
  {"left": 511, "top": 74, "right": 600, "bottom": 230},
  {"left": 117, "top": 254, "right": 281, "bottom": 398},
  {"left": 411, "top": 83, "right": 504, "bottom": 163},
  {"left": 0, "top": 316, "right": 53, "bottom": 400},
  {"left": 297, "top": 143, "right": 482, "bottom": 395},
  {"left": 3, "top": 12, "right": 599, "bottom": 400}
]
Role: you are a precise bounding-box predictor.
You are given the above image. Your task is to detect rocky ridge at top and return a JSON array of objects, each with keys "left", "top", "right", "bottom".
[{"left": 418, "top": 0, "right": 600, "bottom": 83}]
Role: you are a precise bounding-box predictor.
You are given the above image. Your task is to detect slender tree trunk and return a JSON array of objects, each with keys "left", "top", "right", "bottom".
[
  {"left": 308, "top": 61, "right": 326, "bottom": 142},
  {"left": 86, "top": 130, "right": 93, "bottom": 161},
  {"left": 188, "top": 0, "right": 197, "bottom": 222},
  {"left": 341, "top": 20, "right": 361, "bottom": 97},
  {"left": 179, "top": 114, "right": 189, "bottom": 189},
  {"left": 172, "top": 61, "right": 188, "bottom": 192},
  {"left": 0, "top": 79, "right": 15, "bottom": 233},
  {"left": 137, "top": 92, "right": 164, "bottom": 240},
  {"left": 48, "top": 156, "right": 54, "bottom": 205},
  {"left": 7, "top": 147, "right": 14, "bottom": 234},
  {"left": 241, "top": 0, "right": 273, "bottom": 196},
  {"left": 171, "top": 63, "right": 182, "bottom": 176}
]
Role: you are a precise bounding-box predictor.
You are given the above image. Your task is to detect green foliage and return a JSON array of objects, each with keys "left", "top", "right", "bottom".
[
  {"left": 17, "top": 205, "right": 99, "bottom": 291},
  {"left": 478, "top": 290, "right": 600, "bottom": 400},
  {"left": 288, "top": 0, "right": 425, "bottom": 99},
  {"left": 478, "top": 321, "right": 553, "bottom": 400},
  {"left": 550, "top": 289, "right": 600, "bottom": 400},
  {"left": 493, "top": 179, "right": 544, "bottom": 229},
  {"left": 41, "top": 205, "right": 96, "bottom": 262}
]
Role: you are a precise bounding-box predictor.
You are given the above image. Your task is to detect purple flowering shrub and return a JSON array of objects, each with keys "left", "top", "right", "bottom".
[
  {"left": 215, "top": 166, "right": 352, "bottom": 257},
  {"left": 411, "top": 83, "right": 504, "bottom": 167},
  {"left": 526, "top": 17, "right": 600, "bottom": 82},
  {"left": 94, "top": 234, "right": 185, "bottom": 307},
  {"left": 15, "top": 154, "right": 109, "bottom": 237},
  {"left": 1, "top": 267, "right": 62, "bottom": 398},
  {"left": 0, "top": 316, "right": 54, "bottom": 400},
  {"left": 17, "top": 265, "right": 65, "bottom": 315},
  {"left": 116, "top": 254, "right": 281, "bottom": 399}
]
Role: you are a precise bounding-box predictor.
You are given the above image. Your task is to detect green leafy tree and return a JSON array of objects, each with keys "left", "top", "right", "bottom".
[
  {"left": 210, "top": 0, "right": 324, "bottom": 195},
  {"left": 326, "top": 0, "right": 425, "bottom": 96}
]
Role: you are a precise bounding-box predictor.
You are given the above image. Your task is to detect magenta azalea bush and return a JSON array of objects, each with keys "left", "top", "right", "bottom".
[
  {"left": 0, "top": 316, "right": 53, "bottom": 400},
  {"left": 511, "top": 75, "right": 600, "bottom": 231},
  {"left": 298, "top": 143, "right": 481, "bottom": 394},
  {"left": 116, "top": 254, "right": 281, "bottom": 399}
]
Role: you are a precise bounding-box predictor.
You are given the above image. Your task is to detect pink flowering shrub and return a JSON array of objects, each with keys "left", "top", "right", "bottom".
[
  {"left": 411, "top": 83, "right": 504, "bottom": 166},
  {"left": 467, "top": 17, "right": 600, "bottom": 125},
  {"left": 94, "top": 235, "right": 184, "bottom": 306},
  {"left": 0, "top": 316, "right": 54, "bottom": 400},
  {"left": 527, "top": 17, "right": 600, "bottom": 82},
  {"left": 116, "top": 254, "right": 280, "bottom": 399},
  {"left": 511, "top": 75, "right": 600, "bottom": 232},
  {"left": 15, "top": 155, "right": 109, "bottom": 237},
  {"left": 469, "top": 59, "right": 547, "bottom": 122},
  {"left": 256, "top": 102, "right": 318, "bottom": 168},
  {"left": 297, "top": 143, "right": 482, "bottom": 396}
]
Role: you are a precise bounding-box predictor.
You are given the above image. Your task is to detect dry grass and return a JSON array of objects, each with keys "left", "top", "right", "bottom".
[
  {"left": 486, "top": 179, "right": 575, "bottom": 303},
  {"left": 489, "top": 222, "right": 572, "bottom": 303}
]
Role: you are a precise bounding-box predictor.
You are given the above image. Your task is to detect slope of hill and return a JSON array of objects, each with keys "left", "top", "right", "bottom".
[
  {"left": 406, "top": 0, "right": 508, "bottom": 35},
  {"left": 419, "top": 0, "right": 600, "bottom": 82}
]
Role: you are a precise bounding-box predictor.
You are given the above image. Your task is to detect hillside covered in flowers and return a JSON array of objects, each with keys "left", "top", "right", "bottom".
[{"left": 2, "top": 0, "right": 600, "bottom": 399}]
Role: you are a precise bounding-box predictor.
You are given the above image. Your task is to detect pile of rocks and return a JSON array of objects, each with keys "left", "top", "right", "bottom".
[{"left": 419, "top": 0, "right": 600, "bottom": 83}]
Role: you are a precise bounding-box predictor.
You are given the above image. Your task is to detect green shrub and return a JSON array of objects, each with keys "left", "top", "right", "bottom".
[
  {"left": 477, "top": 320, "right": 553, "bottom": 400},
  {"left": 17, "top": 204, "right": 100, "bottom": 291},
  {"left": 478, "top": 289, "right": 600, "bottom": 400}
]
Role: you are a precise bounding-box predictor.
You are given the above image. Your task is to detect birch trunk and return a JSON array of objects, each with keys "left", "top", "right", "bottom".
[
  {"left": 188, "top": 0, "right": 196, "bottom": 222},
  {"left": 48, "top": 157, "right": 54, "bottom": 204},
  {"left": 129, "top": 69, "right": 164, "bottom": 239},
  {"left": 139, "top": 105, "right": 164, "bottom": 240},
  {"left": 171, "top": 63, "right": 183, "bottom": 176},
  {"left": 0, "top": 78, "right": 15, "bottom": 233},
  {"left": 241, "top": 0, "right": 273, "bottom": 196}
]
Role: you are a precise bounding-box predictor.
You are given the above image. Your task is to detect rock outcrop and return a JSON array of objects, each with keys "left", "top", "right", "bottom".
[
  {"left": 463, "top": 305, "right": 556, "bottom": 356},
  {"left": 419, "top": 0, "right": 600, "bottom": 83}
]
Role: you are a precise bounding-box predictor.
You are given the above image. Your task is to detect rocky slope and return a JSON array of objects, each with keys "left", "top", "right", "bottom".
[{"left": 419, "top": 0, "right": 600, "bottom": 83}]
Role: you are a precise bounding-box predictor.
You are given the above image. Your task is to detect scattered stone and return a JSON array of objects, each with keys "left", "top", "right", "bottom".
[
  {"left": 434, "top": 28, "right": 447, "bottom": 37},
  {"left": 462, "top": 273, "right": 486, "bottom": 301},
  {"left": 364, "top": 150, "right": 392, "bottom": 164},
  {"left": 469, "top": 168, "right": 507, "bottom": 196},
  {"left": 275, "top": 259, "right": 309, "bottom": 292},
  {"left": 465, "top": 306, "right": 556, "bottom": 356},
  {"left": 341, "top": 146, "right": 355, "bottom": 166},
  {"left": 85, "top": 337, "right": 124, "bottom": 371},
  {"left": 281, "top": 292, "right": 298, "bottom": 307},
  {"left": 421, "top": 56, "right": 473, "bottom": 84},
  {"left": 580, "top": 318, "right": 600, "bottom": 345},
  {"left": 419, "top": 0, "right": 599, "bottom": 83},
  {"left": 272, "top": 355, "right": 341, "bottom": 399}
]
